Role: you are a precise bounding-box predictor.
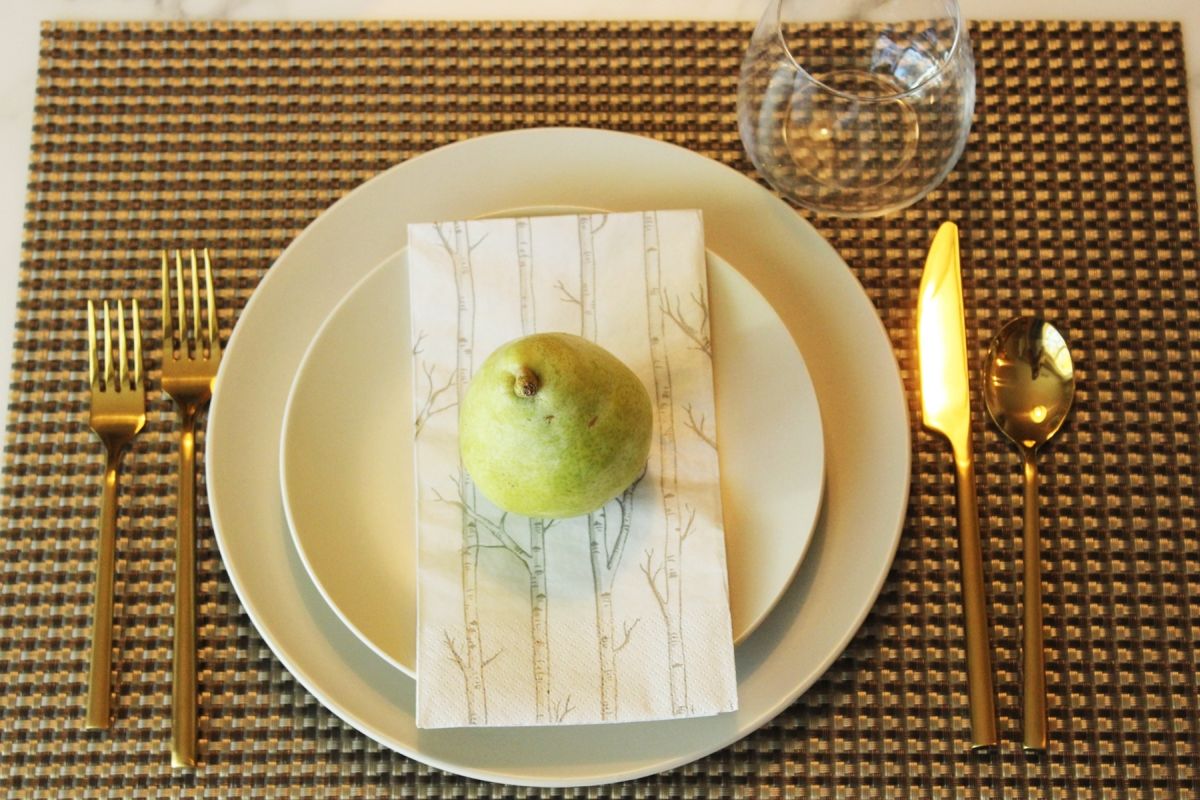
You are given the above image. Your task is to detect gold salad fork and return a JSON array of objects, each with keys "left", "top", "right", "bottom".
[
  {"left": 84, "top": 299, "right": 145, "bottom": 730},
  {"left": 160, "top": 249, "right": 221, "bottom": 769}
]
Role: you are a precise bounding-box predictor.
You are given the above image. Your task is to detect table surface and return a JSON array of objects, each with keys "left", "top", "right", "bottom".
[
  {"left": 4, "top": 16, "right": 1197, "bottom": 796},
  {"left": 0, "top": 0, "right": 1198, "bottom": 441}
]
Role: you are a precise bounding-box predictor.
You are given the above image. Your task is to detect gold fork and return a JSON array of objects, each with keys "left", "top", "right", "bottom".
[
  {"left": 84, "top": 298, "right": 145, "bottom": 730},
  {"left": 160, "top": 249, "right": 221, "bottom": 769}
]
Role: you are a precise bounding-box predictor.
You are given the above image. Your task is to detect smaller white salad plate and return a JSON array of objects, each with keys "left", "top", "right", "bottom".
[{"left": 279, "top": 245, "right": 826, "bottom": 675}]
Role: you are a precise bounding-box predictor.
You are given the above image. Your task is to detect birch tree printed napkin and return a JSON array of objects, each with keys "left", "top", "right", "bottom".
[{"left": 408, "top": 210, "right": 737, "bottom": 728}]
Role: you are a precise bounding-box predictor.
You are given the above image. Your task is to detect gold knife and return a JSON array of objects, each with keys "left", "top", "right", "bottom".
[{"left": 917, "top": 221, "right": 998, "bottom": 750}]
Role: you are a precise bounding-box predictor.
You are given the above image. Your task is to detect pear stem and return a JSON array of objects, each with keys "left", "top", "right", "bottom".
[{"left": 514, "top": 367, "right": 540, "bottom": 398}]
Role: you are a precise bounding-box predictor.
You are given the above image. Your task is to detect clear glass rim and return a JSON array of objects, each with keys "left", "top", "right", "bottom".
[{"left": 772, "top": 0, "right": 966, "bottom": 103}]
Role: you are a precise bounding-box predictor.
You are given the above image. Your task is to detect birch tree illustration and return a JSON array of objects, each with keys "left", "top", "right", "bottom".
[
  {"left": 681, "top": 403, "right": 717, "bottom": 451},
  {"left": 573, "top": 213, "right": 647, "bottom": 719},
  {"left": 435, "top": 222, "right": 489, "bottom": 723},
  {"left": 663, "top": 285, "right": 712, "bottom": 357},
  {"left": 588, "top": 478, "right": 643, "bottom": 718},
  {"left": 516, "top": 217, "right": 553, "bottom": 724},
  {"left": 666, "top": 284, "right": 716, "bottom": 452},
  {"left": 412, "top": 331, "right": 457, "bottom": 439},
  {"left": 664, "top": 284, "right": 716, "bottom": 451},
  {"left": 640, "top": 211, "right": 689, "bottom": 716},
  {"left": 433, "top": 481, "right": 556, "bottom": 722}
]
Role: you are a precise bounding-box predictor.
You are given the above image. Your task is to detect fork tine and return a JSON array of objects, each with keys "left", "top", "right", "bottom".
[
  {"left": 103, "top": 301, "right": 112, "bottom": 389},
  {"left": 87, "top": 300, "right": 98, "bottom": 386},
  {"left": 203, "top": 248, "right": 217, "bottom": 353},
  {"left": 190, "top": 249, "right": 201, "bottom": 354},
  {"left": 162, "top": 250, "right": 174, "bottom": 356},
  {"left": 117, "top": 300, "right": 127, "bottom": 391},
  {"left": 132, "top": 298, "right": 142, "bottom": 389},
  {"left": 174, "top": 251, "right": 187, "bottom": 358}
]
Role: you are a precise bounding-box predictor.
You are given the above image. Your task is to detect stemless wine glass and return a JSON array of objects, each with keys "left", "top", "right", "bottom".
[{"left": 738, "top": 0, "right": 975, "bottom": 217}]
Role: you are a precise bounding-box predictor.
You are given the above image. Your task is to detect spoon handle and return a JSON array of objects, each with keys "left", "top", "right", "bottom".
[{"left": 1022, "top": 452, "right": 1048, "bottom": 751}]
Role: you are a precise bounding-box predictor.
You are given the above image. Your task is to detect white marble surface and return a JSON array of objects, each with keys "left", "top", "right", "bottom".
[{"left": 0, "top": 0, "right": 1196, "bottom": 423}]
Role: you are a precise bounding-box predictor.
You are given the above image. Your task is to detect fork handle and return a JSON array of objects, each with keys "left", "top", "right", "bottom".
[
  {"left": 85, "top": 447, "right": 123, "bottom": 730},
  {"left": 171, "top": 408, "right": 198, "bottom": 769}
]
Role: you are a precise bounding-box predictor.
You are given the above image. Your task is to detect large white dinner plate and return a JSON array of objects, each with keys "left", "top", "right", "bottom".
[
  {"left": 207, "top": 128, "right": 910, "bottom": 787},
  {"left": 279, "top": 246, "right": 826, "bottom": 676}
]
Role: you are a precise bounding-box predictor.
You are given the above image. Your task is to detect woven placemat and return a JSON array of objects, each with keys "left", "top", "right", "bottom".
[{"left": 2, "top": 19, "right": 1198, "bottom": 798}]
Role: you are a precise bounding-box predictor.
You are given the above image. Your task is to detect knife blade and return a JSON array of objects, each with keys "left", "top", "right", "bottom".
[{"left": 917, "top": 221, "right": 998, "bottom": 750}]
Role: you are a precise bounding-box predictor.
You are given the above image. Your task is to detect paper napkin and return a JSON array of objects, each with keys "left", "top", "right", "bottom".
[{"left": 408, "top": 210, "right": 737, "bottom": 728}]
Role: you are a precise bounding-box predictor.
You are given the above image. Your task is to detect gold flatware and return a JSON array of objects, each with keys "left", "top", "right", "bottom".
[
  {"left": 983, "top": 317, "right": 1076, "bottom": 752},
  {"left": 84, "top": 298, "right": 145, "bottom": 730},
  {"left": 160, "top": 249, "right": 222, "bottom": 769},
  {"left": 916, "top": 221, "right": 998, "bottom": 750}
]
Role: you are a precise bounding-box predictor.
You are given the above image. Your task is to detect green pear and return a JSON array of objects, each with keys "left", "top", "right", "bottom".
[{"left": 459, "top": 332, "right": 652, "bottom": 519}]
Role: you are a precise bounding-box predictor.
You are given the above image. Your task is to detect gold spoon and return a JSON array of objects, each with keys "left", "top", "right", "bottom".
[{"left": 983, "top": 317, "right": 1075, "bottom": 752}]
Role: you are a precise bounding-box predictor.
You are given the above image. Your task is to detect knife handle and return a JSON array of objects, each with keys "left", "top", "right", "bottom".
[{"left": 954, "top": 455, "right": 998, "bottom": 749}]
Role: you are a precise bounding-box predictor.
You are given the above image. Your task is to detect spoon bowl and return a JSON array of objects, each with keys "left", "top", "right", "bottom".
[
  {"left": 984, "top": 319, "right": 1075, "bottom": 451},
  {"left": 983, "top": 317, "right": 1075, "bottom": 752}
]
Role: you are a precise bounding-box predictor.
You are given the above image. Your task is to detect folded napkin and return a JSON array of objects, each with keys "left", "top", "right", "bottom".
[{"left": 408, "top": 210, "right": 737, "bottom": 728}]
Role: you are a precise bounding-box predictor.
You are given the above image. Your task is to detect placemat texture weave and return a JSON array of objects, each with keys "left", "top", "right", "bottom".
[{"left": 2, "top": 19, "right": 1197, "bottom": 799}]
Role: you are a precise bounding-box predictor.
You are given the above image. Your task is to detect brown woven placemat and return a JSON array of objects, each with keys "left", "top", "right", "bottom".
[{"left": 2, "top": 18, "right": 1198, "bottom": 798}]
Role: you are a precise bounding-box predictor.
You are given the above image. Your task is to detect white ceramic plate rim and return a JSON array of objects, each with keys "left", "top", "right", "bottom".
[
  {"left": 278, "top": 244, "right": 826, "bottom": 675},
  {"left": 207, "top": 127, "right": 911, "bottom": 787}
]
